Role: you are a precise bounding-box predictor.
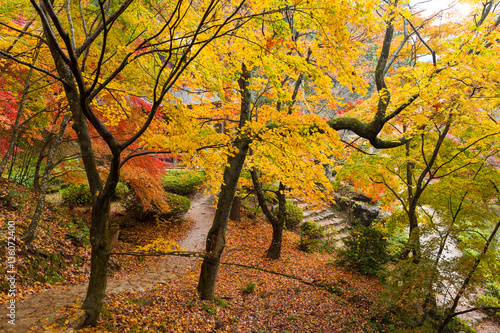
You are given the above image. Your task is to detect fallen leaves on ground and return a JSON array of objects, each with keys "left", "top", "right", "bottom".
[
  {"left": 0, "top": 179, "right": 194, "bottom": 302},
  {"left": 77, "top": 216, "right": 384, "bottom": 332}
]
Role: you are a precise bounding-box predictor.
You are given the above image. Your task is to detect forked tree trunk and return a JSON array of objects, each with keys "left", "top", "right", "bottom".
[
  {"left": 265, "top": 184, "right": 286, "bottom": 259},
  {"left": 250, "top": 167, "right": 287, "bottom": 259},
  {"left": 197, "top": 63, "right": 251, "bottom": 301},
  {"left": 40, "top": 7, "right": 106, "bottom": 323}
]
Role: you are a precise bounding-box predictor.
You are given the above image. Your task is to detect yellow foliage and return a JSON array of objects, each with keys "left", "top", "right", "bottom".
[{"left": 135, "top": 238, "right": 185, "bottom": 253}]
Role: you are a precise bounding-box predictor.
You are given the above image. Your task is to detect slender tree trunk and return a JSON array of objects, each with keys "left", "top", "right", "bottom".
[
  {"left": 406, "top": 203, "right": 421, "bottom": 260},
  {"left": 438, "top": 219, "right": 500, "bottom": 333},
  {"left": 401, "top": 127, "right": 421, "bottom": 260},
  {"left": 0, "top": 41, "right": 41, "bottom": 177},
  {"left": 266, "top": 186, "right": 286, "bottom": 259},
  {"left": 197, "top": 63, "right": 252, "bottom": 301},
  {"left": 22, "top": 112, "right": 71, "bottom": 244},
  {"left": 250, "top": 169, "right": 287, "bottom": 259},
  {"left": 32, "top": 141, "right": 48, "bottom": 193}
]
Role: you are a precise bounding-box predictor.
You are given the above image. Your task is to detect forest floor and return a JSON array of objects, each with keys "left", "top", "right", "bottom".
[{"left": 0, "top": 180, "right": 498, "bottom": 332}]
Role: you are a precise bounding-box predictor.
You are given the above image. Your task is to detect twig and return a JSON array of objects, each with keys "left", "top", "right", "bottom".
[{"left": 221, "top": 262, "right": 315, "bottom": 286}]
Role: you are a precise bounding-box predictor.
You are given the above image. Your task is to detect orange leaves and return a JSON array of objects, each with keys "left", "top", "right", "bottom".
[{"left": 85, "top": 217, "right": 384, "bottom": 332}]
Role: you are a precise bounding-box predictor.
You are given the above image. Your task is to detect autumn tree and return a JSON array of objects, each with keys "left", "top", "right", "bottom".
[
  {"left": 193, "top": 0, "right": 457, "bottom": 301},
  {"left": 1, "top": 0, "right": 256, "bottom": 326},
  {"left": 334, "top": 0, "right": 500, "bottom": 329}
]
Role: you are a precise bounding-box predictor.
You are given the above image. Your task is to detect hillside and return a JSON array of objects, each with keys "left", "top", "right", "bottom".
[{"left": 1, "top": 179, "right": 499, "bottom": 332}]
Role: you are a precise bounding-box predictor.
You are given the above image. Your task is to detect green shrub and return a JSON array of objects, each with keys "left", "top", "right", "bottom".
[
  {"left": 300, "top": 220, "right": 325, "bottom": 239},
  {"left": 61, "top": 183, "right": 92, "bottom": 207},
  {"left": 124, "top": 190, "right": 190, "bottom": 222},
  {"left": 336, "top": 225, "right": 390, "bottom": 277},
  {"left": 163, "top": 192, "right": 191, "bottom": 218},
  {"left": 162, "top": 170, "right": 205, "bottom": 196},
  {"left": 298, "top": 221, "right": 327, "bottom": 253},
  {"left": 476, "top": 283, "right": 500, "bottom": 319},
  {"left": 112, "top": 181, "right": 130, "bottom": 201},
  {"left": 283, "top": 201, "right": 303, "bottom": 230},
  {"left": 386, "top": 228, "right": 408, "bottom": 259}
]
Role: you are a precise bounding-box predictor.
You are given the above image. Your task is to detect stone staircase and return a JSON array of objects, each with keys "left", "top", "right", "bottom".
[{"left": 298, "top": 203, "right": 352, "bottom": 247}]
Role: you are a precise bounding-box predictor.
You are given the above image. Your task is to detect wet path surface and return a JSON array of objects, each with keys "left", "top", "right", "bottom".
[{"left": 0, "top": 192, "right": 214, "bottom": 332}]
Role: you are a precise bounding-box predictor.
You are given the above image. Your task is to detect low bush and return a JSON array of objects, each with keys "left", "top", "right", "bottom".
[
  {"left": 283, "top": 201, "right": 303, "bottom": 230},
  {"left": 64, "top": 216, "right": 90, "bottom": 247},
  {"left": 112, "top": 181, "right": 130, "bottom": 201},
  {"left": 0, "top": 187, "right": 28, "bottom": 210},
  {"left": 336, "top": 225, "right": 390, "bottom": 277},
  {"left": 124, "top": 190, "right": 191, "bottom": 222},
  {"left": 61, "top": 183, "right": 92, "bottom": 207},
  {"left": 298, "top": 220, "right": 327, "bottom": 253},
  {"left": 300, "top": 220, "right": 325, "bottom": 239},
  {"left": 386, "top": 228, "right": 408, "bottom": 259},
  {"left": 164, "top": 191, "right": 191, "bottom": 218},
  {"left": 241, "top": 281, "right": 256, "bottom": 294},
  {"left": 475, "top": 283, "right": 500, "bottom": 320},
  {"left": 162, "top": 170, "right": 205, "bottom": 196}
]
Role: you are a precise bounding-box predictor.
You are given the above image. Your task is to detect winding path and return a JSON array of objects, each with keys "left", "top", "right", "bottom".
[{"left": 0, "top": 192, "right": 214, "bottom": 332}]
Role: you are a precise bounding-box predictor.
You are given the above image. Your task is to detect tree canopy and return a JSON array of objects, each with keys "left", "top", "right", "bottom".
[{"left": 1, "top": 0, "right": 499, "bottom": 330}]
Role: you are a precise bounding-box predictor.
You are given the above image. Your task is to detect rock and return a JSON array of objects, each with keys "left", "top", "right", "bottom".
[{"left": 333, "top": 195, "right": 383, "bottom": 227}]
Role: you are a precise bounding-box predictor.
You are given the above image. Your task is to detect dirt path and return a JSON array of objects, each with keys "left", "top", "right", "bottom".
[{"left": 0, "top": 192, "right": 214, "bottom": 332}]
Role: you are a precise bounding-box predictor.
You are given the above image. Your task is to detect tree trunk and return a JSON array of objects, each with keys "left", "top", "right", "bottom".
[
  {"left": 0, "top": 41, "right": 41, "bottom": 177},
  {"left": 229, "top": 196, "right": 241, "bottom": 221},
  {"left": 40, "top": 9, "right": 105, "bottom": 323},
  {"left": 32, "top": 140, "right": 49, "bottom": 193},
  {"left": 82, "top": 196, "right": 110, "bottom": 326},
  {"left": 22, "top": 112, "right": 71, "bottom": 244},
  {"left": 82, "top": 155, "right": 120, "bottom": 325},
  {"left": 249, "top": 169, "right": 287, "bottom": 259},
  {"left": 406, "top": 204, "right": 421, "bottom": 260},
  {"left": 250, "top": 168, "right": 287, "bottom": 259},
  {"left": 438, "top": 219, "right": 500, "bottom": 333},
  {"left": 266, "top": 184, "right": 286, "bottom": 259},
  {"left": 197, "top": 63, "right": 252, "bottom": 301},
  {"left": 197, "top": 140, "right": 250, "bottom": 300},
  {"left": 267, "top": 224, "right": 283, "bottom": 258}
]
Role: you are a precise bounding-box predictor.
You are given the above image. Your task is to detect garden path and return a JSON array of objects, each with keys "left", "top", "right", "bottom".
[{"left": 0, "top": 191, "right": 214, "bottom": 332}]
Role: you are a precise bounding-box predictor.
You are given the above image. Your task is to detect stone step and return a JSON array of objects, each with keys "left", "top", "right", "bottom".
[
  {"left": 328, "top": 230, "right": 350, "bottom": 241},
  {"left": 316, "top": 217, "right": 344, "bottom": 228},
  {"left": 306, "top": 211, "right": 336, "bottom": 223},
  {"left": 302, "top": 208, "right": 327, "bottom": 220},
  {"left": 322, "top": 222, "right": 349, "bottom": 234}
]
